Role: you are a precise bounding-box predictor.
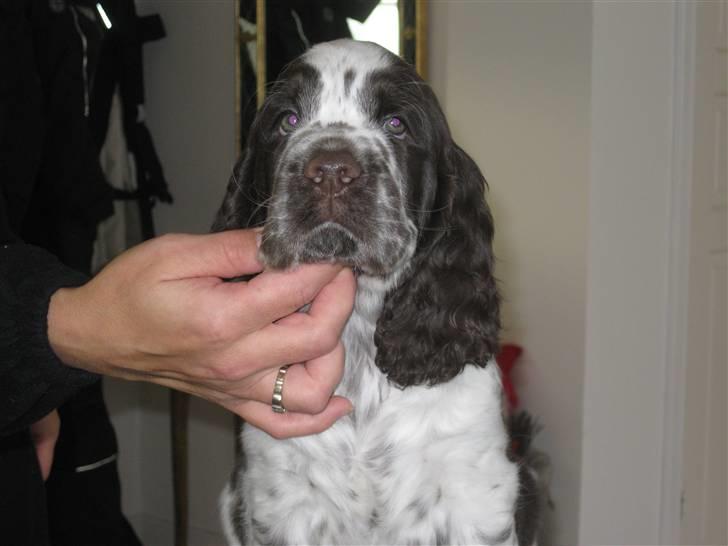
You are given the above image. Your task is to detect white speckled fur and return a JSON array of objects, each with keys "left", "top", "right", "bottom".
[{"left": 221, "top": 41, "right": 519, "bottom": 546}]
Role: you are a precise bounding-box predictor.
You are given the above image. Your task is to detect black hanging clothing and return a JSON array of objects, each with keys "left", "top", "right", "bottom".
[
  {"left": 89, "top": 0, "right": 171, "bottom": 212},
  {"left": 0, "top": 0, "right": 102, "bottom": 433},
  {"left": 0, "top": 1, "right": 148, "bottom": 544},
  {"left": 20, "top": 0, "right": 114, "bottom": 246}
]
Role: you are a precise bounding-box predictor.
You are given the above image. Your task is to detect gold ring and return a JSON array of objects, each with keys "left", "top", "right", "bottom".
[{"left": 271, "top": 365, "right": 290, "bottom": 413}]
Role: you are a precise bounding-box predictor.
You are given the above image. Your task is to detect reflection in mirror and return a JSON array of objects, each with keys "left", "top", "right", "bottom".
[
  {"left": 235, "top": 0, "right": 426, "bottom": 153},
  {"left": 347, "top": 0, "right": 400, "bottom": 55}
]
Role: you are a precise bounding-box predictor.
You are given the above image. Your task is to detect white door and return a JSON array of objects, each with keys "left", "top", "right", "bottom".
[{"left": 681, "top": 1, "right": 728, "bottom": 544}]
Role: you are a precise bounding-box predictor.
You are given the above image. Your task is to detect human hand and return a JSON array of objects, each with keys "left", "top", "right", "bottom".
[
  {"left": 30, "top": 410, "right": 60, "bottom": 480},
  {"left": 47, "top": 230, "right": 356, "bottom": 438}
]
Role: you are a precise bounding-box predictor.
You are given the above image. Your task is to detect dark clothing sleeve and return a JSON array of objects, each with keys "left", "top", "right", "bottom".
[{"left": 0, "top": 242, "right": 99, "bottom": 436}]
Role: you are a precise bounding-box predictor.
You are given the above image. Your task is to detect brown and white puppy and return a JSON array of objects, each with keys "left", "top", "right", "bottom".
[{"left": 214, "top": 39, "right": 537, "bottom": 546}]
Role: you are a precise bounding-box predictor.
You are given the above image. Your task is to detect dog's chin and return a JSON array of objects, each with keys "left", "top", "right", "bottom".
[
  {"left": 260, "top": 223, "right": 399, "bottom": 277},
  {"left": 260, "top": 223, "right": 358, "bottom": 270},
  {"left": 298, "top": 223, "right": 359, "bottom": 264}
]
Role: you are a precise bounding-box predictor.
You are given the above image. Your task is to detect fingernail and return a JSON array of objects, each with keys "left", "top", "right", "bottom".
[{"left": 336, "top": 267, "right": 354, "bottom": 280}]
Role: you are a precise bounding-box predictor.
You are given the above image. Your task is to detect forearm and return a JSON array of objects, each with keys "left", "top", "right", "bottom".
[
  {"left": 0, "top": 244, "right": 98, "bottom": 436},
  {"left": 47, "top": 286, "right": 106, "bottom": 373}
]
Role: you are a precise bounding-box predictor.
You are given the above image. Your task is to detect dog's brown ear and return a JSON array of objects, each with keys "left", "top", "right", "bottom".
[
  {"left": 374, "top": 141, "right": 500, "bottom": 387},
  {"left": 211, "top": 119, "right": 268, "bottom": 232}
]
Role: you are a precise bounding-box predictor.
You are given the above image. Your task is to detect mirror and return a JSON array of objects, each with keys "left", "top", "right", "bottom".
[{"left": 235, "top": 0, "right": 428, "bottom": 153}]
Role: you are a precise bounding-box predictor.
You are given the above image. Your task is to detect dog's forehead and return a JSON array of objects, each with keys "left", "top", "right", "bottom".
[{"left": 302, "top": 40, "right": 392, "bottom": 126}]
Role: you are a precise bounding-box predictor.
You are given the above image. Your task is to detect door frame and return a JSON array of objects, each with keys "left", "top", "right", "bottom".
[{"left": 659, "top": 1, "right": 696, "bottom": 542}]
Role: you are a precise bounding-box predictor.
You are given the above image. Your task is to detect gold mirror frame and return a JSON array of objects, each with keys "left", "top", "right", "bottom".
[{"left": 235, "top": 0, "right": 428, "bottom": 153}]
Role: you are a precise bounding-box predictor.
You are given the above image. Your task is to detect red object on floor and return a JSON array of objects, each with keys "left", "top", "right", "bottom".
[{"left": 495, "top": 344, "right": 523, "bottom": 412}]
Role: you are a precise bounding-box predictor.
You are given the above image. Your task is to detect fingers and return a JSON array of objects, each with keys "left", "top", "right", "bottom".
[
  {"left": 220, "top": 269, "right": 354, "bottom": 412},
  {"left": 232, "top": 396, "right": 353, "bottom": 439},
  {"left": 285, "top": 342, "right": 346, "bottom": 413},
  {"left": 140, "top": 342, "right": 347, "bottom": 415},
  {"left": 236, "top": 268, "right": 356, "bottom": 366},
  {"left": 246, "top": 341, "right": 346, "bottom": 414},
  {"left": 304, "top": 267, "right": 357, "bottom": 330},
  {"left": 241, "top": 264, "right": 349, "bottom": 327},
  {"left": 140, "top": 378, "right": 352, "bottom": 439}
]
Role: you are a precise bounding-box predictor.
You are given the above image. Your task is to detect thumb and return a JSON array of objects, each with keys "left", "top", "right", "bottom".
[{"left": 158, "top": 230, "right": 264, "bottom": 280}]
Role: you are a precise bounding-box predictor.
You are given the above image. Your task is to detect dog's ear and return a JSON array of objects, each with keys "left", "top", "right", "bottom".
[
  {"left": 374, "top": 140, "right": 500, "bottom": 387},
  {"left": 211, "top": 119, "right": 268, "bottom": 232}
]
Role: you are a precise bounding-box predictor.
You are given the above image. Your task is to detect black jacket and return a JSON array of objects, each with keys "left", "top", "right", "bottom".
[
  {"left": 0, "top": 243, "right": 96, "bottom": 436},
  {"left": 1, "top": 3, "right": 111, "bottom": 543},
  {"left": 0, "top": 0, "right": 101, "bottom": 438}
]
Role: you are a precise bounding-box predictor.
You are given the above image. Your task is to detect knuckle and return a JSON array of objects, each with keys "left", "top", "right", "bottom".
[
  {"left": 304, "top": 384, "right": 331, "bottom": 414},
  {"left": 219, "top": 235, "right": 250, "bottom": 272},
  {"left": 311, "top": 396, "right": 330, "bottom": 415},
  {"left": 156, "top": 233, "right": 186, "bottom": 248},
  {"left": 211, "top": 361, "right": 241, "bottom": 382},
  {"left": 147, "top": 233, "right": 188, "bottom": 265},
  {"left": 310, "top": 324, "right": 339, "bottom": 354},
  {"left": 198, "top": 310, "right": 235, "bottom": 345},
  {"left": 285, "top": 282, "right": 315, "bottom": 310},
  {"left": 202, "top": 352, "right": 240, "bottom": 381}
]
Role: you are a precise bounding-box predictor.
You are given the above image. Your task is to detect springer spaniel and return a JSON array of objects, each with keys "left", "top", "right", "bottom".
[{"left": 213, "top": 39, "right": 537, "bottom": 546}]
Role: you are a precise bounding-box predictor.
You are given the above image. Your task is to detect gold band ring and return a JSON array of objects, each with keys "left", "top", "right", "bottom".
[{"left": 271, "top": 365, "right": 290, "bottom": 413}]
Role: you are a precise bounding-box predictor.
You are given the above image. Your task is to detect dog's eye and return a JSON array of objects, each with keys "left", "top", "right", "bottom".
[
  {"left": 280, "top": 112, "right": 300, "bottom": 134},
  {"left": 384, "top": 116, "right": 406, "bottom": 136}
]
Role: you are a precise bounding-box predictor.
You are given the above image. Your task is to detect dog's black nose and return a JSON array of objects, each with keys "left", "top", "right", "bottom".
[{"left": 304, "top": 150, "right": 362, "bottom": 194}]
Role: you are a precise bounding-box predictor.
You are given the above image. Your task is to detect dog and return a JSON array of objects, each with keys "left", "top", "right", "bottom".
[{"left": 213, "top": 39, "right": 537, "bottom": 546}]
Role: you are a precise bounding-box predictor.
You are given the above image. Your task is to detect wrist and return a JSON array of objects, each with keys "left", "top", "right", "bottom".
[{"left": 47, "top": 286, "right": 96, "bottom": 372}]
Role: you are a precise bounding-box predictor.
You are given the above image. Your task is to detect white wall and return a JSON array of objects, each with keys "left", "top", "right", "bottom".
[
  {"left": 579, "top": 2, "right": 681, "bottom": 543},
  {"left": 142, "top": 0, "right": 237, "bottom": 235},
  {"left": 429, "top": 3, "right": 592, "bottom": 545}
]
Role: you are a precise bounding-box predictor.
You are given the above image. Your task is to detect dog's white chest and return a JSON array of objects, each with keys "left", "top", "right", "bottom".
[{"left": 233, "top": 308, "right": 520, "bottom": 545}]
